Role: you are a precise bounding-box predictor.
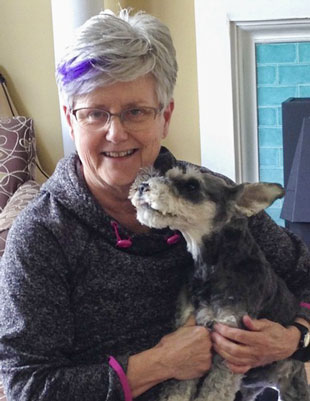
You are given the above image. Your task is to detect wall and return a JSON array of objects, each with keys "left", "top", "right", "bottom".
[
  {"left": 0, "top": 0, "right": 64, "bottom": 176},
  {"left": 0, "top": 0, "right": 200, "bottom": 175},
  {"left": 143, "top": 0, "right": 201, "bottom": 165}
]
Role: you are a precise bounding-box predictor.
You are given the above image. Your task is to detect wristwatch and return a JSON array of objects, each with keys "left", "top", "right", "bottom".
[{"left": 291, "top": 322, "right": 310, "bottom": 349}]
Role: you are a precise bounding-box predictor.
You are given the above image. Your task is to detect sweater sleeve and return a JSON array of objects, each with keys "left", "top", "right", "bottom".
[
  {"left": 248, "top": 211, "right": 310, "bottom": 322},
  {"left": 0, "top": 217, "right": 128, "bottom": 401}
]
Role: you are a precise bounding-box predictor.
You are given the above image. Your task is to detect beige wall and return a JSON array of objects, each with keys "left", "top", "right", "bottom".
[
  {"left": 0, "top": 0, "right": 63, "bottom": 176},
  {"left": 0, "top": 0, "right": 200, "bottom": 176}
]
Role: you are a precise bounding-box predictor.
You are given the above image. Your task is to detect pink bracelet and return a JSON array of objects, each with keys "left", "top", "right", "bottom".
[
  {"left": 300, "top": 302, "right": 310, "bottom": 310},
  {"left": 109, "top": 356, "right": 133, "bottom": 401}
]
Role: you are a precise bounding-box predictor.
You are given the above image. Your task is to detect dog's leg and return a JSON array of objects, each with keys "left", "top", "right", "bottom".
[
  {"left": 194, "top": 355, "right": 243, "bottom": 401},
  {"left": 175, "top": 287, "right": 194, "bottom": 327},
  {"left": 158, "top": 379, "right": 198, "bottom": 401},
  {"left": 277, "top": 361, "right": 310, "bottom": 401},
  {"left": 238, "top": 387, "right": 266, "bottom": 401},
  {"left": 239, "top": 360, "right": 310, "bottom": 401}
]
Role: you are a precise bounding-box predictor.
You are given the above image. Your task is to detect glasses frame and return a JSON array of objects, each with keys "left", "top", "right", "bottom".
[{"left": 71, "top": 106, "right": 163, "bottom": 131}]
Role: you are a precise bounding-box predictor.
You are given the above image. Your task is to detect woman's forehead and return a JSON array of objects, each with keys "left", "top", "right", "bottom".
[{"left": 73, "top": 75, "right": 158, "bottom": 109}]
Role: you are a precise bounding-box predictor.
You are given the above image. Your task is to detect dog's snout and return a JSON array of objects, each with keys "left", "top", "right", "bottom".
[{"left": 139, "top": 182, "right": 150, "bottom": 196}]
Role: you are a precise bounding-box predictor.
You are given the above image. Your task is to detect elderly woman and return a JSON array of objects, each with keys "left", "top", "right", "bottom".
[{"left": 0, "top": 9, "right": 310, "bottom": 401}]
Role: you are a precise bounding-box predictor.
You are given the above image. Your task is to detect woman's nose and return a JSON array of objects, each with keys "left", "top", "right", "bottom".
[{"left": 105, "top": 116, "right": 128, "bottom": 143}]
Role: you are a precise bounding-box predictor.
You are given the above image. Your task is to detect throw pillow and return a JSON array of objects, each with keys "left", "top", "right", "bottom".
[
  {"left": 0, "top": 116, "right": 36, "bottom": 211},
  {"left": 0, "top": 179, "right": 40, "bottom": 232}
]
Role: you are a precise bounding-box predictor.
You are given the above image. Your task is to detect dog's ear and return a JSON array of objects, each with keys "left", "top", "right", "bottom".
[{"left": 232, "top": 182, "right": 285, "bottom": 217}]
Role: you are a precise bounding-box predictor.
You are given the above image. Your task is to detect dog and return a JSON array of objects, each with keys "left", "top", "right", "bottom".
[{"left": 129, "top": 164, "right": 310, "bottom": 401}]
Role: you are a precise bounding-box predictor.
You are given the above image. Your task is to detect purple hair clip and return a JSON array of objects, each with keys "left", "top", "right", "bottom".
[{"left": 58, "top": 58, "right": 98, "bottom": 84}]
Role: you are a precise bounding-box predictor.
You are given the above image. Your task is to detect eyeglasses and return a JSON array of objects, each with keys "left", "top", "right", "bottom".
[{"left": 71, "top": 106, "right": 163, "bottom": 132}]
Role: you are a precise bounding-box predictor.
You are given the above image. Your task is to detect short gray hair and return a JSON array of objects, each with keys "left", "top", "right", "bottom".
[{"left": 56, "top": 9, "right": 178, "bottom": 108}]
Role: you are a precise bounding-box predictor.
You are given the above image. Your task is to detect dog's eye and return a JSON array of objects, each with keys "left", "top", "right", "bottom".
[
  {"left": 173, "top": 177, "right": 203, "bottom": 203},
  {"left": 175, "top": 178, "right": 200, "bottom": 194},
  {"left": 185, "top": 179, "right": 200, "bottom": 192}
]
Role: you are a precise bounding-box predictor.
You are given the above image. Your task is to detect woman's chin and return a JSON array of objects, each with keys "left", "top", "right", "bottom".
[{"left": 100, "top": 172, "right": 138, "bottom": 191}]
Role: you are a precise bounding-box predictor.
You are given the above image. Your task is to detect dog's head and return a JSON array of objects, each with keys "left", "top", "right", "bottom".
[{"left": 129, "top": 165, "right": 284, "bottom": 238}]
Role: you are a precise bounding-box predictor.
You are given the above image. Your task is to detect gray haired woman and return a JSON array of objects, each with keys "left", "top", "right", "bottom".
[{"left": 0, "top": 9, "right": 309, "bottom": 401}]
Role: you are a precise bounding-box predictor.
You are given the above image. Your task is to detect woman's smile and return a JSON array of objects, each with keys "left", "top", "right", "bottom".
[{"left": 102, "top": 149, "right": 138, "bottom": 158}]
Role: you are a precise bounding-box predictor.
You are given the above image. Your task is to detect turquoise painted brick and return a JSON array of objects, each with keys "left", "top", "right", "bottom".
[
  {"left": 257, "top": 66, "right": 277, "bottom": 85},
  {"left": 279, "top": 65, "right": 310, "bottom": 84},
  {"left": 271, "top": 198, "right": 284, "bottom": 209},
  {"left": 258, "top": 107, "right": 277, "bottom": 126},
  {"left": 266, "top": 208, "right": 284, "bottom": 226},
  {"left": 279, "top": 150, "right": 283, "bottom": 166},
  {"left": 256, "top": 43, "right": 296, "bottom": 64},
  {"left": 259, "top": 168, "right": 284, "bottom": 184},
  {"left": 277, "top": 107, "right": 282, "bottom": 126},
  {"left": 257, "top": 86, "right": 297, "bottom": 106},
  {"left": 259, "top": 148, "right": 281, "bottom": 167},
  {"left": 300, "top": 86, "right": 310, "bottom": 97},
  {"left": 258, "top": 128, "right": 282, "bottom": 147},
  {"left": 299, "top": 42, "right": 310, "bottom": 62}
]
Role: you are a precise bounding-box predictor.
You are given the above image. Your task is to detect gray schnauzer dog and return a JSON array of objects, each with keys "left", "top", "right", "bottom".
[{"left": 129, "top": 164, "right": 310, "bottom": 401}]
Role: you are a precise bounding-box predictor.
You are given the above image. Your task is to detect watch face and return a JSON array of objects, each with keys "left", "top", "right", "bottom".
[{"left": 304, "top": 332, "right": 310, "bottom": 348}]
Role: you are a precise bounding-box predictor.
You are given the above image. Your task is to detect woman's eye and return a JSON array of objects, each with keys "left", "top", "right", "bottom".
[
  {"left": 88, "top": 110, "right": 106, "bottom": 120},
  {"left": 128, "top": 108, "right": 144, "bottom": 117}
]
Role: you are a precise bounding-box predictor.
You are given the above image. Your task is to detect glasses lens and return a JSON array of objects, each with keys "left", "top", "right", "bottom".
[
  {"left": 75, "top": 108, "right": 109, "bottom": 128},
  {"left": 122, "top": 108, "right": 157, "bottom": 129}
]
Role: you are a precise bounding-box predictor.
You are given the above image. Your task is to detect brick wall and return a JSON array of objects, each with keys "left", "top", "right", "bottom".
[{"left": 256, "top": 42, "right": 310, "bottom": 225}]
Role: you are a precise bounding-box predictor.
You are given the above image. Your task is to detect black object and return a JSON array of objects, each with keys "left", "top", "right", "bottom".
[
  {"left": 282, "top": 98, "right": 310, "bottom": 187},
  {"left": 290, "top": 322, "right": 310, "bottom": 349},
  {"left": 256, "top": 388, "right": 279, "bottom": 401},
  {"left": 281, "top": 98, "right": 310, "bottom": 247},
  {"left": 0, "top": 73, "right": 15, "bottom": 116},
  {"left": 290, "top": 322, "right": 310, "bottom": 362},
  {"left": 233, "top": 388, "right": 279, "bottom": 401}
]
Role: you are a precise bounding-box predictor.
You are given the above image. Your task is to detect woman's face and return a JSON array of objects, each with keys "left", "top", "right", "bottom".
[{"left": 65, "top": 75, "right": 174, "bottom": 194}]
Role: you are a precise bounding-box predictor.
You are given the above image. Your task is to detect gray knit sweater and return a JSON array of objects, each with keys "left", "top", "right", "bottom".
[{"left": 1, "top": 147, "right": 310, "bottom": 401}]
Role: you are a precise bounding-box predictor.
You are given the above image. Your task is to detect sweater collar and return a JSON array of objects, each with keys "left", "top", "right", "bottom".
[{"left": 41, "top": 147, "right": 186, "bottom": 256}]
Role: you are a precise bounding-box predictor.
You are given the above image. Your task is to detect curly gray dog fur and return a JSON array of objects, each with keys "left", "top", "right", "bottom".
[{"left": 130, "top": 165, "right": 310, "bottom": 401}]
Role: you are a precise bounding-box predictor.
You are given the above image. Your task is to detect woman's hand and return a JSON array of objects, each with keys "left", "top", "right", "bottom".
[
  {"left": 211, "top": 315, "right": 301, "bottom": 374},
  {"left": 127, "top": 316, "right": 212, "bottom": 397},
  {"left": 155, "top": 316, "right": 212, "bottom": 380}
]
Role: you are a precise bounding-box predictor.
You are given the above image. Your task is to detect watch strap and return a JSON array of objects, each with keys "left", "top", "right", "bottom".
[
  {"left": 290, "top": 322, "right": 309, "bottom": 349},
  {"left": 290, "top": 322, "right": 310, "bottom": 362}
]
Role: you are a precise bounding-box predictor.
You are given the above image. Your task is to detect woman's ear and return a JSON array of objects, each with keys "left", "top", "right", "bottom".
[
  {"left": 162, "top": 100, "right": 174, "bottom": 139},
  {"left": 63, "top": 105, "right": 75, "bottom": 140}
]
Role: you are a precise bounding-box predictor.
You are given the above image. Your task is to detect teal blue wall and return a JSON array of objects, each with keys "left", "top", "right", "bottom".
[{"left": 256, "top": 42, "right": 310, "bottom": 225}]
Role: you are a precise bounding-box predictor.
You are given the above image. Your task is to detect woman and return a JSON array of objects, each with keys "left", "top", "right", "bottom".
[{"left": 0, "top": 9, "right": 310, "bottom": 401}]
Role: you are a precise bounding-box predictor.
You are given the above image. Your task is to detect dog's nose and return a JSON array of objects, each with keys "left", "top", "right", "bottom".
[{"left": 139, "top": 182, "right": 150, "bottom": 196}]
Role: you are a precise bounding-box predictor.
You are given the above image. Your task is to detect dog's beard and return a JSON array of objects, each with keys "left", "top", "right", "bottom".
[
  {"left": 130, "top": 180, "right": 179, "bottom": 229},
  {"left": 134, "top": 201, "right": 178, "bottom": 229}
]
